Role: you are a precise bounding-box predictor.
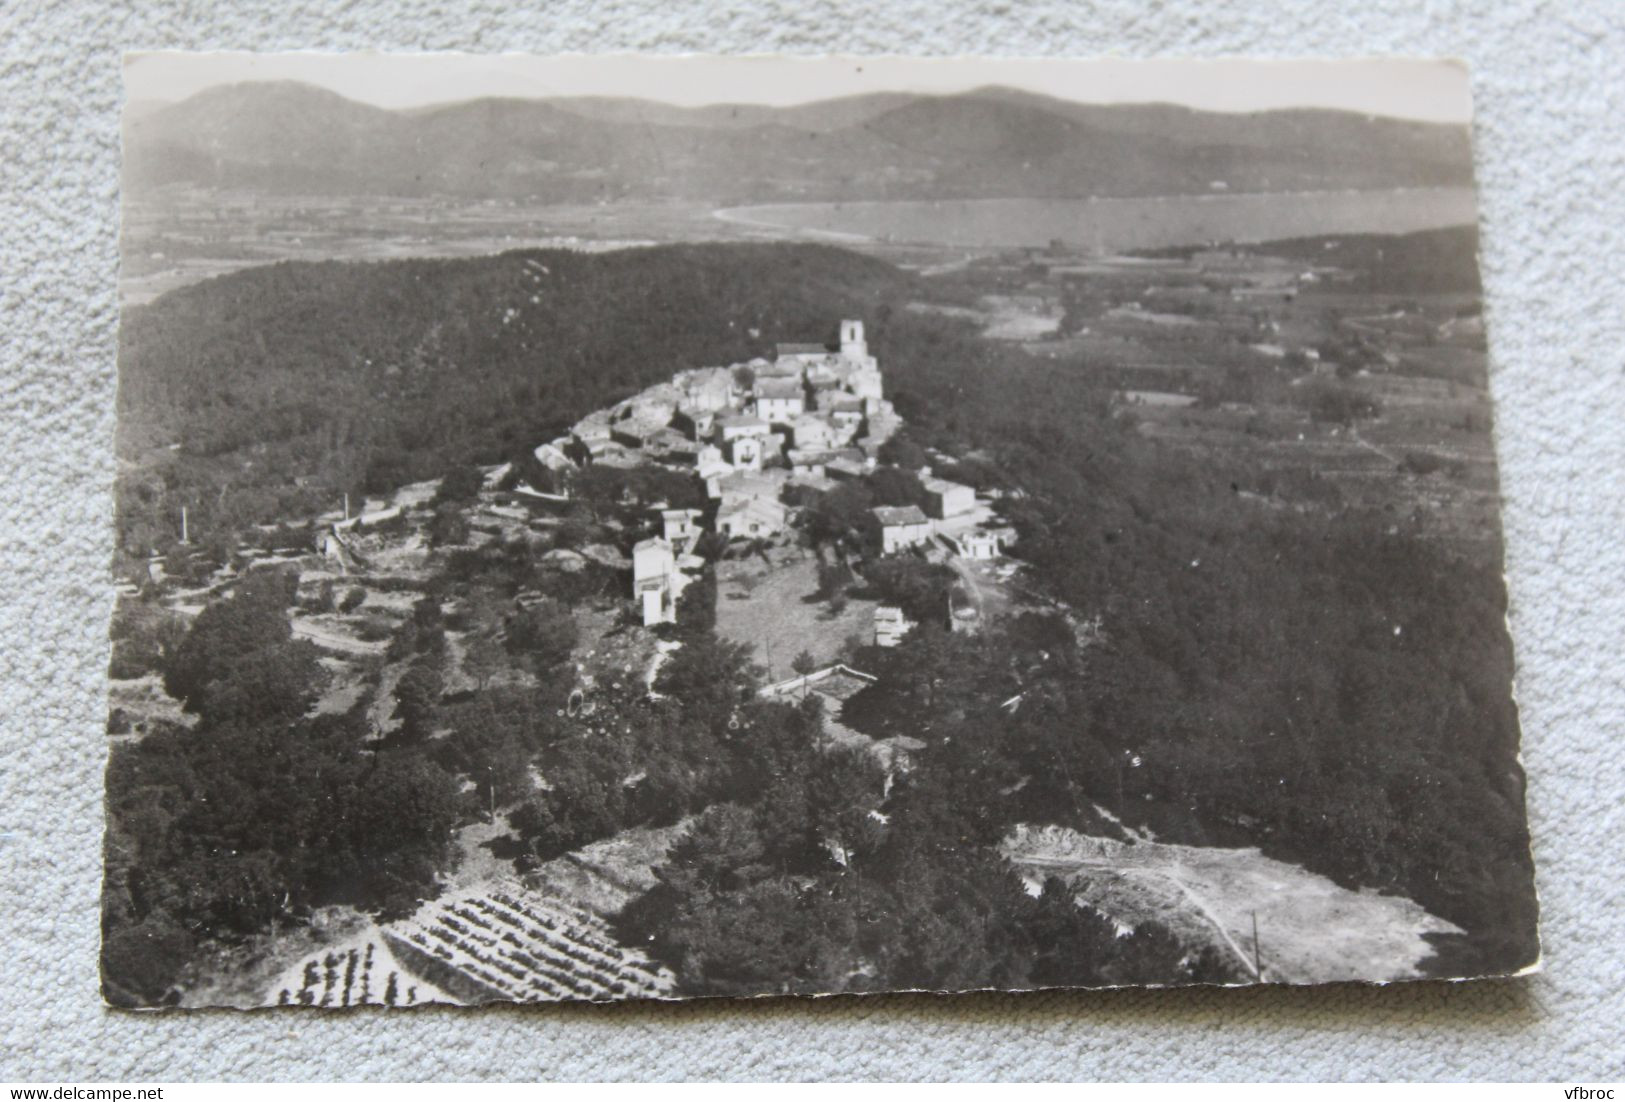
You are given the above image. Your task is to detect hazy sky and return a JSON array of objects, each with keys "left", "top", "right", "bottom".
[{"left": 125, "top": 53, "right": 1473, "bottom": 123}]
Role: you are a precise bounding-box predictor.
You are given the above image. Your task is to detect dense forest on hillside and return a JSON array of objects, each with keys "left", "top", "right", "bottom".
[
  {"left": 115, "top": 243, "right": 916, "bottom": 564},
  {"left": 858, "top": 311, "right": 1534, "bottom": 974}
]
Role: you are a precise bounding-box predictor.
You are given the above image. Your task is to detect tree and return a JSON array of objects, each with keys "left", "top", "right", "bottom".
[
  {"left": 101, "top": 920, "right": 195, "bottom": 1007},
  {"left": 790, "top": 650, "right": 819, "bottom": 676},
  {"left": 195, "top": 640, "right": 325, "bottom": 726},
  {"left": 803, "top": 482, "right": 873, "bottom": 548},
  {"left": 512, "top": 734, "right": 631, "bottom": 858},
  {"left": 878, "top": 434, "right": 929, "bottom": 472},
  {"left": 163, "top": 569, "right": 298, "bottom": 710},
  {"left": 814, "top": 560, "right": 852, "bottom": 602},
  {"left": 434, "top": 462, "right": 485, "bottom": 505},
  {"left": 427, "top": 506, "right": 470, "bottom": 548},
  {"left": 654, "top": 635, "right": 763, "bottom": 733},
  {"left": 348, "top": 751, "right": 463, "bottom": 918},
  {"left": 503, "top": 599, "right": 579, "bottom": 673},
  {"left": 461, "top": 634, "right": 506, "bottom": 691},
  {"left": 866, "top": 466, "right": 925, "bottom": 509},
  {"left": 861, "top": 558, "right": 956, "bottom": 627},
  {"left": 392, "top": 660, "right": 444, "bottom": 743}
]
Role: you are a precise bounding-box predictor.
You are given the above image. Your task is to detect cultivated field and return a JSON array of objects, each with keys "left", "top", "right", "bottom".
[{"left": 272, "top": 882, "right": 676, "bottom": 1006}]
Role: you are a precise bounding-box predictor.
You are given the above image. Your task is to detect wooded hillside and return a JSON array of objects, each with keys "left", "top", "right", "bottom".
[{"left": 115, "top": 243, "right": 915, "bottom": 560}]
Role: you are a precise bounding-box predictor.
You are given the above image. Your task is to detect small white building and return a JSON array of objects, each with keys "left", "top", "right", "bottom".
[
  {"left": 675, "top": 408, "right": 716, "bottom": 441},
  {"left": 775, "top": 341, "right": 833, "bottom": 368},
  {"left": 785, "top": 448, "right": 831, "bottom": 478},
  {"left": 532, "top": 441, "right": 576, "bottom": 471},
  {"left": 716, "top": 412, "right": 770, "bottom": 443},
  {"left": 952, "top": 531, "right": 1002, "bottom": 560},
  {"left": 724, "top": 434, "right": 764, "bottom": 472},
  {"left": 660, "top": 508, "right": 703, "bottom": 544},
  {"left": 697, "top": 446, "right": 734, "bottom": 497},
  {"left": 718, "top": 496, "right": 787, "bottom": 541},
  {"left": 825, "top": 455, "right": 869, "bottom": 481},
  {"left": 752, "top": 377, "right": 806, "bottom": 424},
  {"left": 572, "top": 409, "right": 615, "bottom": 447},
  {"left": 788, "top": 414, "right": 837, "bottom": 452},
  {"left": 872, "top": 505, "right": 933, "bottom": 554},
  {"left": 825, "top": 397, "right": 866, "bottom": 437},
  {"left": 633, "top": 537, "right": 677, "bottom": 626},
  {"left": 673, "top": 367, "right": 735, "bottom": 413},
  {"left": 923, "top": 477, "right": 976, "bottom": 520}
]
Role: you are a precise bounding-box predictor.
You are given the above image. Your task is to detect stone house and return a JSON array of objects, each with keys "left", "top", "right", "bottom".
[
  {"left": 752, "top": 377, "right": 806, "bottom": 424},
  {"left": 788, "top": 414, "right": 837, "bottom": 452},
  {"left": 718, "top": 496, "right": 788, "bottom": 541},
  {"left": 872, "top": 504, "right": 933, "bottom": 554},
  {"left": 716, "top": 412, "right": 770, "bottom": 443}
]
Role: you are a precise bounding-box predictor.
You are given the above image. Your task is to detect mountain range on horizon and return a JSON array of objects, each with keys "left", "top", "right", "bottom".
[{"left": 123, "top": 79, "right": 1476, "bottom": 204}]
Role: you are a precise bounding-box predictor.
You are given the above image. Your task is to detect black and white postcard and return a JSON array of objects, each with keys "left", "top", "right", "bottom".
[{"left": 104, "top": 54, "right": 1538, "bottom": 1008}]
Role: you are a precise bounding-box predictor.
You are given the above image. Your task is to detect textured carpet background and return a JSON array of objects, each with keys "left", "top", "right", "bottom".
[{"left": 2, "top": 0, "right": 1621, "bottom": 1082}]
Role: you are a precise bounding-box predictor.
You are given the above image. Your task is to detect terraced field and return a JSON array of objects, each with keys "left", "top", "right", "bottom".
[{"left": 269, "top": 881, "right": 675, "bottom": 1007}]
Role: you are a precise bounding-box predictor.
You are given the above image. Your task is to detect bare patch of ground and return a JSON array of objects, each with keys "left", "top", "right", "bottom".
[
  {"left": 1001, "top": 823, "right": 1461, "bottom": 984},
  {"left": 107, "top": 672, "right": 194, "bottom": 735},
  {"left": 449, "top": 817, "right": 525, "bottom": 891},
  {"left": 527, "top": 819, "right": 693, "bottom": 916}
]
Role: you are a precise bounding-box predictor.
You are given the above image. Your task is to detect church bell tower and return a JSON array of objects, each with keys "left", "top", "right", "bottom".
[{"left": 839, "top": 319, "right": 866, "bottom": 358}]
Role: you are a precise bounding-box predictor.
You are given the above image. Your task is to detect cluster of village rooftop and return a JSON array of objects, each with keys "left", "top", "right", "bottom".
[{"left": 532, "top": 320, "right": 1010, "bottom": 630}]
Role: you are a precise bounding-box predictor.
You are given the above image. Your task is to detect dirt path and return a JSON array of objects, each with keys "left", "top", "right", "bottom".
[
  {"left": 292, "top": 618, "right": 387, "bottom": 656},
  {"left": 1347, "top": 425, "right": 1402, "bottom": 467}
]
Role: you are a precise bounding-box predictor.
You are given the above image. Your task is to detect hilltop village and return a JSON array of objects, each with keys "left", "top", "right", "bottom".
[
  {"left": 101, "top": 216, "right": 1533, "bottom": 1009},
  {"left": 530, "top": 319, "right": 1014, "bottom": 640}
]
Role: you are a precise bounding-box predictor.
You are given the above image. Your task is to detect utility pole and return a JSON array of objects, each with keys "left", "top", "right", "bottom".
[
  {"left": 179, "top": 505, "right": 189, "bottom": 545},
  {"left": 343, "top": 492, "right": 351, "bottom": 521},
  {"left": 1251, "top": 910, "right": 1264, "bottom": 983}
]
